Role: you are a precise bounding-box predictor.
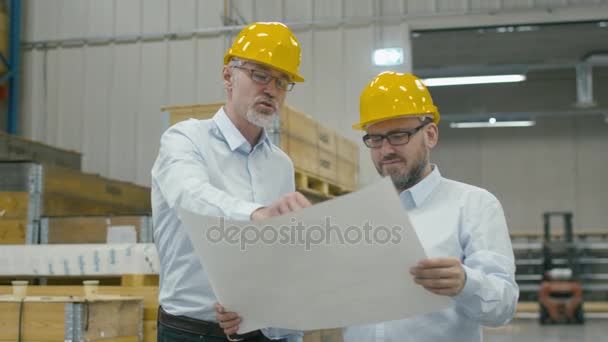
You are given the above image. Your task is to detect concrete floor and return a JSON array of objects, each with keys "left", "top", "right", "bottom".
[{"left": 484, "top": 319, "right": 607, "bottom": 342}]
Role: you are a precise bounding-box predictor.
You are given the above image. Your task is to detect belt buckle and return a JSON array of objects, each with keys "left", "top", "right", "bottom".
[{"left": 227, "top": 335, "right": 245, "bottom": 342}]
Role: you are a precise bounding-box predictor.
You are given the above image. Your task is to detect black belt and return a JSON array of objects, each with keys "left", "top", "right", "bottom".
[{"left": 158, "top": 306, "right": 263, "bottom": 341}]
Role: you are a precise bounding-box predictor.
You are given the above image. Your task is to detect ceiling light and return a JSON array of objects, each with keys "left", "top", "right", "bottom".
[
  {"left": 422, "top": 74, "right": 526, "bottom": 87},
  {"left": 449, "top": 119, "right": 536, "bottom": 128},
  {"left": 373, "top": 48, "right": 404, "bottom": 66}
]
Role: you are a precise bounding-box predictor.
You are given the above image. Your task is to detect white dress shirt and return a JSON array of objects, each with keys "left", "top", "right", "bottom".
[
  {"left": 152, "top": 107, "right": 299, "bottom": 339},
  {"left": 343, "top": 166, "right": 518, "bottom": 342}
]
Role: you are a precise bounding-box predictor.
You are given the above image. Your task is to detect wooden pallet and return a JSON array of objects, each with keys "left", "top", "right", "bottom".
[
  {"left": 0, "top": 284, "right": 341, "bottom": 342},
  {"left": 0, "top": 285, "right": 157, "bottom": 342},
  {"left": 0, "top": 293, "right": 142, "bottom": 341},
  {"left": 0, "top": 163, "right": 151, "bottom": 245},
  {"left": 295, "top": 170, "right": 350, "bottom": 201},
  {"left": 0, "top": 274, "right": 159, "bottom": 287}
]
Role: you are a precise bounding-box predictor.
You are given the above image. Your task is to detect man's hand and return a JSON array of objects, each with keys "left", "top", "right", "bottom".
[
  {"left": 251, "top": 192, "right": 312, "bottom": 221},
  {"left": 214, "top": 303, "right": 241, "bottom": 336},
  {"left": 409, "top": 257, "right": 466, "bottom": 296}
]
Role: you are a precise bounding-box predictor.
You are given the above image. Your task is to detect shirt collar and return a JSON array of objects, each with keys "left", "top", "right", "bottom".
[
  {"left": 399, "top": 165, "right": 442, "bottom": 209},
  {"left": 213, "top": 107, "right": 273, "bottom": 152}
]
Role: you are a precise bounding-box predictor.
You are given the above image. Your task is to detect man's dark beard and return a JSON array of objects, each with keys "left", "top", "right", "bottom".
[{"left": 390, "top": 158, "right": 428, "bottom": 192}]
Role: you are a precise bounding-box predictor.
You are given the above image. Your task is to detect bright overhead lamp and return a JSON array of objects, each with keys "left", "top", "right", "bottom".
[
  {"left": 373, "top": 48, "right": 404, "bottom": 66},
  {"left": 422, "top": 74, "right": 526, "bottom": 87},
  {"left": 449, "top": 118, "right": 536, "bottom": 128}
]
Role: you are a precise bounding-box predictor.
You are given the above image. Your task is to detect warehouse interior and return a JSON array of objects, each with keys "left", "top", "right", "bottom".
[{"left": 1, "top": 0, "right": 608, "bottom": 341}]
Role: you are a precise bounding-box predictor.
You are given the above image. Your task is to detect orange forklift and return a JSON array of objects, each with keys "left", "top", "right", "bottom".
[{"left": 538, "top": 212, "right": 584, "bottom": 324}]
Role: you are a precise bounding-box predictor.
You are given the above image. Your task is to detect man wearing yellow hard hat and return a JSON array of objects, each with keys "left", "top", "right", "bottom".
[
  {"left": 152, "top": 22, "right": 309, "bottom": 341},
  {"left": 344, "top": 72, "right": 518, "bottom": 342}
]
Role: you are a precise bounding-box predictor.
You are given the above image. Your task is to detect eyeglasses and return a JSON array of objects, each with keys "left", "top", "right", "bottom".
[
  {"left": 362, "top": 121, "right": 430, "bottom": 148},
  {"left": 232, "top": 66, "right": 295, "bottom": 92}
]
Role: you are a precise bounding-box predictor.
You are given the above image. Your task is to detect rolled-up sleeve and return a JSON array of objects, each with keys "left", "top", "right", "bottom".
[
  {"left": 152, "top": 126, "right": 263, "bottom": 220},
  {"left": 453, "top": 193, "right": 519, "bottom": 326},
  {"left": 262, "top": 328, "right": 304, "bottom": 341}
]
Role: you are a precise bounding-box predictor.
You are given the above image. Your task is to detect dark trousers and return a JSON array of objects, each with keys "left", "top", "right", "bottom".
[{"left": 157, "top": 317, "right": 286, "bottom": 342}]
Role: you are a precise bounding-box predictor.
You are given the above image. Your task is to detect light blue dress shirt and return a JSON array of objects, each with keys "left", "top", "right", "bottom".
[
  {"left": 151, "top": 107, "right": 299, "bottom": 339},
  {"left": 343, "top": 166, "right": 518, "bottom": 342}
]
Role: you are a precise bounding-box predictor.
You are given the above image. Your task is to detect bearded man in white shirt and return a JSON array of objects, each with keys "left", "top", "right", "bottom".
[{"left": 343, "top": 71, "right": 519, "bottom": 342}]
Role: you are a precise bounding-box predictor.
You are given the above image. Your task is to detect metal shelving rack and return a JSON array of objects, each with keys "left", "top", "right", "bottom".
[{"left": 1, "top": 0, "right": 21, "bottom": 135}]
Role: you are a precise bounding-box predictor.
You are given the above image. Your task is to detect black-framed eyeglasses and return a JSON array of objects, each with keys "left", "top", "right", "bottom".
[
  {"left": 232, "top": 66, "right": 295, "bottom": 92},
  {"left": 362, "top": 121, "right": 430, "bottom": 148}
]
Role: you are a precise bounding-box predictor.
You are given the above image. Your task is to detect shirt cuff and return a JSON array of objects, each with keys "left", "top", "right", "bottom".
[
  {"left": 261, "top": 327, "right": 303, "bottom": 340},
  {"left": 231, "top": 202, "right": 264, "bottom": 221},
  {"left": 453, "top": 264, "right": 481, "bottom": 302}
]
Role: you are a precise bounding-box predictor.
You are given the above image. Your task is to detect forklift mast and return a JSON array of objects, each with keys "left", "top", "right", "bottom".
[{"left": 542, "top": 212, "right": 579, "bottom": 280}]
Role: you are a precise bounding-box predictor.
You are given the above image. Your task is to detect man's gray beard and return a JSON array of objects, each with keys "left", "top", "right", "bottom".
[{"left": 246, "top": 108, "right": 275, "bottom": 127}]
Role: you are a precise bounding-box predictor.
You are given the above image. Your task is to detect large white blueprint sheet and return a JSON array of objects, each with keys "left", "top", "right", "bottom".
[{"left": 179, "top": 177, "right": 451, "bottom": 333}]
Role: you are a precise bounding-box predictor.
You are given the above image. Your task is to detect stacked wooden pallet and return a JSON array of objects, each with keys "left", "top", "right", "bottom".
[
  {"left": 0, "top": 135, "right": 155, "bottom": 340},
  {"left": 162, "top": 103, "right": 359, "bottom": 200},
  {"left": 0, "top": 285, "right": 153, "bottom": 341},
  {"left": 0, "top": 162, "right": 151, "bottom": 245}
]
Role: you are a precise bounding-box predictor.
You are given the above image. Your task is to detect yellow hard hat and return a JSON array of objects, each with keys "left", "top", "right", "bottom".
[
  {"left": 353, "top": 72, "right": 440, "bottom": 130},
  {"left": 224, "top": 22, "right": 305, "bottom": 82}
]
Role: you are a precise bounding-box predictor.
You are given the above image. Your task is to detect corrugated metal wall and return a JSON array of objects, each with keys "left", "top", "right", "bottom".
[{"left": 17, "top": 0, "right": 608, "bottom": 231}]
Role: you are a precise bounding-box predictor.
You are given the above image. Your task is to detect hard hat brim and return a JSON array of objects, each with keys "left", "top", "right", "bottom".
[{"left": 352, "top": 113, "right": 440, "bottom": 131}]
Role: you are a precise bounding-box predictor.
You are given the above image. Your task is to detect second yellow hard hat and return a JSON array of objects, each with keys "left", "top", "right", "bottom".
[{"left": 353, "top": 72, "right": 440, "bottom": 130}]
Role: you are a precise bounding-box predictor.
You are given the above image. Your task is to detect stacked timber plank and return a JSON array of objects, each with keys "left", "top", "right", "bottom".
[
  {"left": 0, "top": 131, "right": 81, "bottom": 170},
  {"left": 0, "top": 135, "right": 155, "bottom": 339},
  {"left": 0, "top": 293, "right": 143, "bottom": 341},
  {"left": 0, "top": 162, "right": 151, "bottom": 245},
  {"left": 161, "top": 103, "right": 360, "bottom": 199}
]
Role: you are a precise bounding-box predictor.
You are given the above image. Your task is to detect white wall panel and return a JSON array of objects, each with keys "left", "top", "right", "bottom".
[
  {"left": 108, "top": 45, "right": 140, "bottom": 182},
  {"left": 380, "top": 0, "right": 405, "bottom": 16},
  {"left": 502, "top": 0, "right": 535, "bottom": 9},
  {"left": 481, "top": 121, "right": 576, "bottom": 231},
  {"left": 436, "top": 0, "right": 468, "bottom": 13},
  {"left": 311, "top": 28, "right": 343, "bottom": 127},
  {"left": 81, "top": 46, "right": 112, "bottom": 176},
  {"left": 142, "top": 0, "right": 168, "bottom": 34},
  {"left": 471, "top": 0, "right": 502, "bottom": 11},
  {"left": 25, "top": 0, "right": 59, "bottom": 40},
  {"left": 285, "top": 0, "right": 312, "bottom": 22},
  {"left": 170, "top": 0, "right": 197, "bottom": 32},
  {"left": 167, "top": 41, "right": 197, "bottom": 105},
  {"left": 405, "top": 0, "right": 436, "bottom": 14},
  {"left": 198, "top": 0, "right": 224, "bottom": 27},
  {"left": 231, "top": 0, "right": 255, "bottom": 23},
  {"left": 345, "top": 0, "right": 373, "bottom": 17},
  {"left": 87, "top": 0, "right": 114, "bottom": 37},
  {"left": 314, "top": 0, "right": 342, "bottom": 20},
  {"left": 343, "top": 25, "right": 381, "bottom": 186},
  {"left": 254, "top": 0, "right": 285, "bottom": 22},
  {"left": 137, "top": 42, "right": 168, "bottom": 186},
  {"left": 20, "top": 50, "right": 45, "bottom": 141},
  {"left": 536, "top": 0, "right": 569, "bottom": 6},
  {"left": 55, "top": 48, "right": 84, "bottom": 153},
  {"left": 574, "top": 117, "right": 608, "bottom": 230},
  {"left": 433, "top": 128, "right": 483, "bottom": 186},
  {"left": 196, "top": 37, "right": 227, "bottom": 104},
  {"left": 43, "top": 50, "right": 60, "bottom": 147},
  {"left": 283, "top": 31, "right": 313, "bottom": 114},
  {"left": 116, "top": 0, "right": 141, "bottom": 35},
  {"left": 378, "top": 23, "right": 413, "bottom": 72},
  {"left": 58, "top": 0, "right": 88, "bottom": 39}
]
